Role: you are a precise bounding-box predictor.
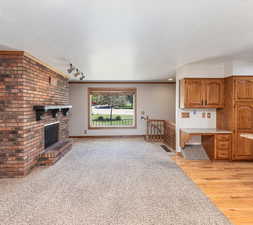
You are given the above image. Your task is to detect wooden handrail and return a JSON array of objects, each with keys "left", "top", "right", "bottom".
[
  {"left": 146, "top": 119, "right": 164, "bottom": 142},
  {"left": 146, "top": 119, "right": 176, "bottom": 150},
  {"left": 164, "top": 120, "right": 176, "bottom": 150}
]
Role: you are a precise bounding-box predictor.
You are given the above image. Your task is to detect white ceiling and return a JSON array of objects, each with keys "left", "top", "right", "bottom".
[{"left": 1, "top": 0, "right": 253, "bottom": 80}]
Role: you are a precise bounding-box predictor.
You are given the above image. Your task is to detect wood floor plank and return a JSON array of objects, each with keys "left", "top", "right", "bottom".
[{"left": 172, "top": 155, "right": 253, "bottom": 225}]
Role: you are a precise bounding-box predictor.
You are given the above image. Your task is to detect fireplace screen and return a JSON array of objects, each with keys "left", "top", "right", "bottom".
[{"left": 44, "top": 123, "right": 59, "bottom": 149}]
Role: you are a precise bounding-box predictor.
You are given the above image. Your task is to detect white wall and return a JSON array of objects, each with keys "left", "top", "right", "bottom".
[
  {"left": 69, "top": 83, "right": 176, "bottom": 136},
  {"left": 232, "top": 60, "right": 253, "bottom": 75}
]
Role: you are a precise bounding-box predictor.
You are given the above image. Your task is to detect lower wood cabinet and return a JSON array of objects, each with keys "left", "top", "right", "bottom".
[
  {"left": 215, "top": 134, "right": 231, "bottom": 160},
  {"left": 202, "top": 133, "right": 232, "bottom": 160},
  {"left": 233, "top": 132, "right": 253, "bottom": 160}
]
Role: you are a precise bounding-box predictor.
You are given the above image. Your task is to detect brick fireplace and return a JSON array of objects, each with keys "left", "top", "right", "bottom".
[{"left": 0, "top": 51, "right": 72, "bottom": 178}]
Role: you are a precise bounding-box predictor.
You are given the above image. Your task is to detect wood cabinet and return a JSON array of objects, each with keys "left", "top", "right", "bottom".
[
  {"left": 215, "top": 134, "right": 231, "bottom": 160},
  {"left": 180, "top": 78, "right": 224, "bottom": 108},
  {"left": 181, "top": 130, "right": 232, "bottom": 161},
  {"left": 234, "top": 132, "right": 253, "bottom": 160},
  {"left": 205, "top": 79, "right": 224, "bottom": 107},
  {"left": 236, "top": 103, "right": 253, "bottom": 130},
  {"left": 184, "top": 79, "right": 203, "bottom": 108},
  {"left": 235, "top": 78, "right": 253, "bottom": 101},
  {"left": 202, "top": 134, "right": 231, "bottom": 160},
  {"left": 234, "top": 103, "right": 253, "bottom": 160},
  {"left": 217, "top": 76, "right": 253, "bottom": 160}
]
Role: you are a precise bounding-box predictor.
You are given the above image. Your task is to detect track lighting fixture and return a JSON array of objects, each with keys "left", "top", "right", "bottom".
[
  {"left": 67, "top": 63, "right": 75, "bottom": 74},
  {"left": 67, "top": 63, "right": 87, "bottom": 80}
]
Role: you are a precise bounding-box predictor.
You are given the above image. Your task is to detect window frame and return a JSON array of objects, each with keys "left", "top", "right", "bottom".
[{"left": 88, "top": 87, "right": 137, "bottom": 129}]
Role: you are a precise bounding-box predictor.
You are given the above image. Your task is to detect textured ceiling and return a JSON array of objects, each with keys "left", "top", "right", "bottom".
[{"left": 1, "top": 0, "right": 253, "bottom": 80}]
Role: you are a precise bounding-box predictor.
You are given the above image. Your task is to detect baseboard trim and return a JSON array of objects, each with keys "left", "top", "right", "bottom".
[
  {"left": 69, "top": 81, "right": 175, "bottom": 84},
  {"left": 69, "top": 135, "right": 145, "bottom": 139}
]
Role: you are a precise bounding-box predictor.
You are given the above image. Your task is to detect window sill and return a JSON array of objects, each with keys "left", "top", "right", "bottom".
[{"left": 88, "top": 126, "right": 137, "bottom": 130}]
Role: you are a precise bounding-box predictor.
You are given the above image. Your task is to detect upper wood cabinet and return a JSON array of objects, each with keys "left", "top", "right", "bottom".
[
  {"left": 205, "top": 79, "right": 224, "bottom": 107},
  {"left": 235, "top": 78, "right": 253, "bottom": 101},
  {"left": 184, "top": 79, "right": 203, "bottom": 108},
  {"left": 180, "top": 78, "right": 224, "bottom": 108}
]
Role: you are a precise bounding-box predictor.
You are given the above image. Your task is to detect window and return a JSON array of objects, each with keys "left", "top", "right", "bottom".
[{"left": 88, "top": 88, "right": 136, "bottom": 129}]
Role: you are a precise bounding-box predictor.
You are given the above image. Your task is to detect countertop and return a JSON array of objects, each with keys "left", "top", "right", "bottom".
[
  {"left": 240, "top": 133, "right": 253, "bottom": 140},
  {"left": 181, "top": 128, "right": 232, "bottom": 134}
]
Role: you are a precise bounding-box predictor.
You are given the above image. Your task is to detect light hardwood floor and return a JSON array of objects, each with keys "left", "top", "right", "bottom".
[{"left": 172, "top": 155, "right": 253, "bottom": 225}]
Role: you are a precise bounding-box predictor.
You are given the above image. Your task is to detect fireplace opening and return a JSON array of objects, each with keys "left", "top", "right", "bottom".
[{"left": 44, "top": 122, "right": 59, "bottom": 149}]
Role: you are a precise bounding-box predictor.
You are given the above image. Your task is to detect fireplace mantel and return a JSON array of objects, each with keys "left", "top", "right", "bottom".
[{"left": 33, "top": 105, "right": 72, "bottom": 121}]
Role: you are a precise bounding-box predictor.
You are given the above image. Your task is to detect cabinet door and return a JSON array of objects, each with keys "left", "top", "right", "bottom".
[
  {"left": 185, "top": 79, "right": 204, "bottom": 108},
  {"left": 234, "top": 132, "right": 253, "bottom": 160},
  {"left": 235, "top": 78, "right": 253, "bottom": 100},
  {"left": 215, "top": 134, "right": 231, "bottom": 160},
  {"left": 236, "top": 103, "right": 253, "bottom": 130},
  {"left": 205, "top": 79, "right": 224, "bottom": 108}
]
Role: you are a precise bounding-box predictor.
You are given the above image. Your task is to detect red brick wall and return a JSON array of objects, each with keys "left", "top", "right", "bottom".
[{"left": 0, "top": 52, "right": 69, "bottom": 178}]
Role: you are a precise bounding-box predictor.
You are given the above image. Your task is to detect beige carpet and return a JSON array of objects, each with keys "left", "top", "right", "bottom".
[{"left": 0, "top": 138, "right": 232, "bottom": 225}]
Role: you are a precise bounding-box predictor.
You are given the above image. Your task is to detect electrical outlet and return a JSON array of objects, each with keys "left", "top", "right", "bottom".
[
  {"left": 181, "top": 112, "right": 190, "bottom": 118},
  {"left": 84, "top": 130, "right": 87, "bottom": 134}
]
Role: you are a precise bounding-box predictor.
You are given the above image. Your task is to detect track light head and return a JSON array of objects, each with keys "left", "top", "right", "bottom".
[
  {"left": 74, "top": 69, "right": 80, "bottom": 77},
  {"left": 80, "top": 72, "right": 86, "bottom": 80},
  {"left": 67, "top": 63, "right": 75, "bottom": 74}
]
